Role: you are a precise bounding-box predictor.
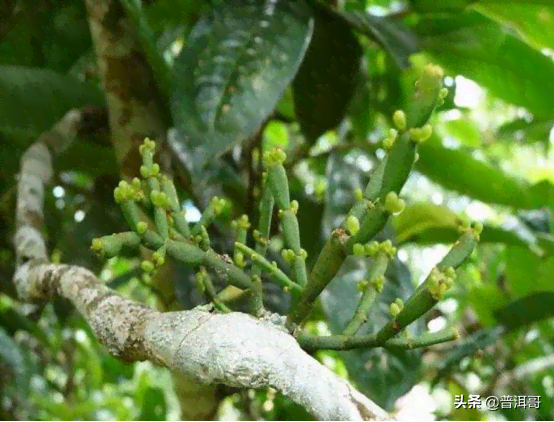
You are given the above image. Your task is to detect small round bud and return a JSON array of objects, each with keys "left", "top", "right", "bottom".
[
  {"left": 345, "top": 215, "right": 360, "bottom": 236},
  {"left": 91, "top": 238, "right": 104, "bottom": 252},
  {"left": 365, "top": 241, "right": 380, "bottom": 257},
  {"left": 384, "top": 191, "right": 405, "bottom": 214},
  {"left": 151, "top": 163, "right": 160, "bottom": 176},
  {"left": 281, "top": 249, "right": 296, "bottom": 263},
  {"left": 389, "top": 303, "right": 401, "bottom": 317},
  {"left": 419, "top": 124, "right": 433, "bottom": 142},
  {"left": 383, "top": 137, "right": 394, "bottom": 150},
  {"left": 234, "top": 252, "right": 245, "bottom": 268},
  {"left": 140, "top": 165, "right": 150, "bottom": 179},
  {"left": 357, "top": 280, "right": 368, "bottom": 292},
  {"left": 353, "top": 243, "right": 365, "bottom": 256},
  {"left": 290, "top": 200, "right": 299, "bottom": 214},
  {"left": 394, "top": 298, "right": 404, "bottom": 309},
  {"left": 354, "top": 188, "right": 363, "bottom": 201},
  {"left": 136, "top": 221, "right": 148, "bottom": 235},
  {"left": 372, "top": 275, "right": 385, "bottom": 292},
  {"left": 393, "top": 110, "right": 407, "bottom": 131},
  {"left": 141, "top": 260, "right": 155, "bottom": 273}
]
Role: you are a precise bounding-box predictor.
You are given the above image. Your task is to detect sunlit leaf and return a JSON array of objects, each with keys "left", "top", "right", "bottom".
[
  {"left": 171, "top": 0, "right": 314, "bottom": 169},
  {"left": 415, "top": 11, "right": 554, "bottom": 118}
]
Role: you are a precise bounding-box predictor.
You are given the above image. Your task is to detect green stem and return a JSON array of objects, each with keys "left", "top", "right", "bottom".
[
  {"left": 296, "top": 327, "right": 459, "bottom": 352},
  {"left": 235, "top": 243, "right": 302, "bottom": 293},
  {"left": 343, "top": 252, "right": 389, "bottom": 335},
  {"left": 248, "top": 187, "right": 274, "bottom": 315},
  {"left": 373, "top": 232, "right": 477, "bottom": 344},
  {"left": 286, "top": 229, "right": 349, "bottom": 327}
]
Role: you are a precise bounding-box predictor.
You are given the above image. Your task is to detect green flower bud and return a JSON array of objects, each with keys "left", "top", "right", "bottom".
[
  {"left": 131, "top": 177, "right": 141, "bottom": 190},
  {"left": 290, "top": 200, "right": 299, "bottom": 214},
  {"left": 140, "top": 165, "right": 150, "bottom": 179},
  {"left": 345, "top": 215, "right": 360, "bottom": 236},
  {"left": 372, "top": 275, "right": 385, "bottom": 292},
  {"left": 234, "top": 251, "right": 245, "bottom": 268},
  {"left": 141, "top": 260, "right": 155, "bottom": 273},
  {"left": 394, "top": 298, "right": 404, "bottom": 309},
  {"left": 136, "top": 221, "right": 148, "bottom": 235},
  {"left": 419, "top": 124, "right": 433, "bottom": 142},
  {"left": 390, "top": 303, "right": 401, "bottom": 317},
  {"left": 354, "top": 188, "right": 364, "bottom": 201},
  {"left": 472, "top": 221, "right": 483, "bottom": 236},
  {"left": 281, "top": 249, "right": 296, "bottom": 263},
  {"left": 151, "top": 163, "right": 160, "bottom": 177},
  {"left": 393, "top": 110, "right": 407, "bottom": 131},
  {"left": 365, "top": 241, "right": 380, "bottom": 257},
  {"left": 384, "top": 191, "right": 405, "bottom": 214},
  {"left": 357, "top": 280, "right": 369, "bottom": 292},
  {"left": 353, "top": 243, "right": 365, "bottom": 256},
  {"left": 91, "top": 238, "right": 104, "bottom": 252},
  {"left": 383, "top": 137, "right": 395, "bottom": 150},
  {"left": 139, "top": 138, "right": 156, "bottom": 155}
]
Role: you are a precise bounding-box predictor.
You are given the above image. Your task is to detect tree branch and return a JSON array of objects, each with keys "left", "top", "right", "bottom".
[{"left": 12, "top": 110, "right": 390, "bottom": 421}]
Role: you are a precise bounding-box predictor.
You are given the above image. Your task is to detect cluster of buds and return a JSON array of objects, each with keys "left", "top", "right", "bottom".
[{"left": 427, "top": 266, "right": 457, "bottom": 300}]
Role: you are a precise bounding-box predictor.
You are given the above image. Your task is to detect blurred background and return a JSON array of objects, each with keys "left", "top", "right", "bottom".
[{"left": 1, "top": 0, "right": 554, "bottom": 420}]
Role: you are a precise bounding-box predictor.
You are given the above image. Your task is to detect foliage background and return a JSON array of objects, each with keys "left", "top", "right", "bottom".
[{"left": 1, "top": 0, "right": 554, "bottom": 420}]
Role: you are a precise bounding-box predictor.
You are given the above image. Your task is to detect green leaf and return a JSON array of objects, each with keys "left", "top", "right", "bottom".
[
  {"left": 495, "top": 292, "right": 554, "bottom": 330},
  {"left": 392, "top": 202, "right": 543, "bottom": 250},
  {"left": 443, "top": 118, "right": 481, "bottom": 147},
  {"left": 475, "top": 3, "right": 554, "bottom": 52},
  {"left": 496, "top": 117, "right": 554, "bottom": 147},
  {"left": 0, "top": 1, "right": 91, "bottom": 72},
  {"left": 138, "top": 387, "right": 167, "bottom": 421},
  {"left": 505, "top": 246, "right": 554, "bottom": 298},
  {"left": 415, "top": 11, "right": 554, "bottom": 118},
  {"left": 171, "top": 0, "right": 314, "bottom": 168},
  {"left": 392, "top": 202, "right": 459, "bottom": 244},
  {"left": 0, "top": 65, "right": 104, "bottom": 142},
  {"left": 292, "top": 5, "right": 362, "bottom": 143},
  {"left": 331, "top": 9, "right": 420, "bottom": 68},
  {"left": 416, "top": 135, "right": 542, "bottom": 209}
]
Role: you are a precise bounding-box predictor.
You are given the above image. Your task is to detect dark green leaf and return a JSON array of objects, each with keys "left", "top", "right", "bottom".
[
  {"left": 415, "top": 11, "right": 554, "bottom": 118},
  {"left": 393, "top": 202, "right": 544, "bottom": 251},
  {"left": 416, "top": 135, "right": 542, "bottom": 209},
  {"left": 496, "top": 117, "right": 554, "bottom": 147},
  {"left": 292, "top": 5, "right": 362, "bottom": 143},
  {"left": 171, "top": 0, "right": 314, "bottom": 169},
  {"left": 495, "top": 292, "right": 554, "bottom": 330},
  {"left": 0, "top": 66, "right": 104, "bottom": 142},
  {"left": 331, "top": 9, "right": 420, "bottom": 68}
]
